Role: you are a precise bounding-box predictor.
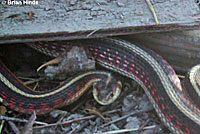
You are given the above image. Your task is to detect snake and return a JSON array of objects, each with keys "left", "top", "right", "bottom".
[{"left": 0, "top": 38, "right": 199, "bottom": 134}]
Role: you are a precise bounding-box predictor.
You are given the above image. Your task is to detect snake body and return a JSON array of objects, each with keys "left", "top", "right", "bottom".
[{"left": 0, "top": 38, "right": 199, "bottom": 134}]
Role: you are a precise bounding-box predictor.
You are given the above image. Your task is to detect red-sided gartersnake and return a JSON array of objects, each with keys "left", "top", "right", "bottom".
[{"left": 0, "top": 38, "right": 199, "bottom": 134}]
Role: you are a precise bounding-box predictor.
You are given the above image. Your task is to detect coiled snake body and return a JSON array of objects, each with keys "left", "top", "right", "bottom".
[{"left": 0, "top": 38, "right": 199, "bottom": 134}]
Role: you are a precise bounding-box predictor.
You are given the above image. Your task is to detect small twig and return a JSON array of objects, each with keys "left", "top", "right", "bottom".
[
  {"left": 33, "top": 82, "right": 39, "bottom": 90},
  {"left": 87, "top": 23, "right": 113, "bottom": 37},
  {"left": 0, "top": 120, "right": 5, "bottom": 134},
  {"left": 100, "top": 109, "right": 153, "bottom": 128},
  {"left": 94, "top": 125, "right": 159, "bottom": 134},
  {"left": 0, "top": 115, "right": 47, "bottom": 125},
  {"left": 177, "top": 74, "right": 185, "bottom": 79},
  {"left": 8, "top": 121, "right": 20, "bottom": 134},
  {"left": 73, "top": 121, "right": 89, "bottom": 134},
  {"left": 23, "top": 78, "right": 43, "bottom": 86},
  {"left": 34, "top": 109, "right": 121, "bottom": 129},
  {"left": 87, "top": 29, "right": 100, "bottom": 37},
  {"left": 37, "top": 56, "right": 62, "bottom": 72},
  {"left": 69, "top": 124, "right": 80, "bottom": 134},
  {"left": 85, "top": 108, "right": 110, "bottom": 121},
  {"left": 138, "top": 119, "right": 150, "bottom": 131},
  {"left": 145, "top": 0, "right": 159, "bottom": 25},
  {"left": 21, "top": 112, "right": 36, "bottom": 134},
  {"left": 18, "top": 77, "right": 37, "bottom": 81}
]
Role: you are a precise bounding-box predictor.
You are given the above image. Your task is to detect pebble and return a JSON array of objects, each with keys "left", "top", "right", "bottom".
[
  {"left": 125, "top": 116, "right": 141, "bottom": 129},
  {"left": 116, "top": 2, "right": 124, "bottom": 7}
]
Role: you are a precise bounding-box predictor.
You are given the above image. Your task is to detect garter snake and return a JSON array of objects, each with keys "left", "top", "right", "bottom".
[{"left": 0, "top": 38, "right": 200, "bottom": 134}]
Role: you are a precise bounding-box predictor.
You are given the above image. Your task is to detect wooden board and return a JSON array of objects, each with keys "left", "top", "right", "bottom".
[{"left": 0, "top": 0, "right": 200, "bottom": 43}]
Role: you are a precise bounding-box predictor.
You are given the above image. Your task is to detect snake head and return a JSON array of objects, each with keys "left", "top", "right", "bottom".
[{"left": 93, "top": 77, "right": 122, "bottom": 105}]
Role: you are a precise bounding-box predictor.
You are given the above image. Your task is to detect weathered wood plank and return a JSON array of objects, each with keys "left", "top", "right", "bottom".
[{"left": 0, "top": 0, "right": 200, "bottom": 43}]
